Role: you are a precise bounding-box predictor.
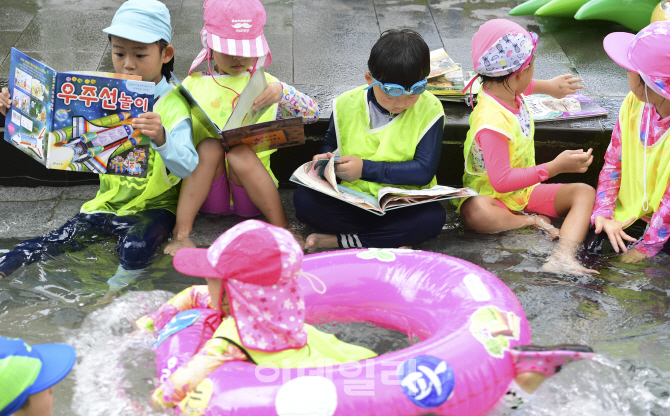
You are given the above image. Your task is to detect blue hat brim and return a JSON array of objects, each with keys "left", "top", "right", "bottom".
[
  {"left": 28, "top": 344, "right": 76, "bottom": 394},
  {"left": 103, "top": 24, "right": 163, "bottom": 44}
]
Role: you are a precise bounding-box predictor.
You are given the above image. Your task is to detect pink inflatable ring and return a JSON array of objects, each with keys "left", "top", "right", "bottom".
[{"left": 156, "top": 249, "right": 531, "bottom": 415}]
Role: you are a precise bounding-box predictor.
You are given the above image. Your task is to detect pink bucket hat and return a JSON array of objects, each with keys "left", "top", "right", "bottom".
[
  {"left": 604, "top": 21, "right": 670, "bottom": 101},
  {"left": 189, "top": 0, "right": 273, "bottom": 75},
  {"left": 174, "top": 220, "right": 308, "bottom": 353},
  {"left": 462, "top": 19, "right": 538, "bottom": 104}
]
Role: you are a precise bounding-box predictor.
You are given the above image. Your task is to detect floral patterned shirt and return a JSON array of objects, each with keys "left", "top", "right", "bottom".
[
  {"left": 137, "top": 286, "right": 248, "bottom": 409},
  {"left": 591, "top": 106, "right": 670, "bottom": 256}
]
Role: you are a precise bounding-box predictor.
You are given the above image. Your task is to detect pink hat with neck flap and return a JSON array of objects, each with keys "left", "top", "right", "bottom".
[
  {"left": 189, "top": 0, "right": 273, "bottom": 75},
  {"left": 174, "top": 220, "right": 311, "bottom": 352}
]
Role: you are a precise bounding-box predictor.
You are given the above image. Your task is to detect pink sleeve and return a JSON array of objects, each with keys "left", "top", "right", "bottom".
[
  {"left": 477, "top": 129, "right": 548, "bottom": 194},
  {"left": 591, "top": 121, "right": 623, "bottom": 225},
  {"left": 636, "top": 183, "right": 670, "bottom": 256},
  {"left": 523, "top": 80, "right": 535, "bottom": 96}
]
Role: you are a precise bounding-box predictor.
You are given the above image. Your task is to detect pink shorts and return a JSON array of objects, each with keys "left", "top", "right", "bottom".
[
  {"left": 495, "top": 183, "right": 564, "bottom": 218},
  {"left": 199, "top": 171, "right": 261, "bottom": 217}
]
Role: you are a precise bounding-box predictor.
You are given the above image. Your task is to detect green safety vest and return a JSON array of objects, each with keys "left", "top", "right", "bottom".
[
  {"left": 81, "top": 86, "right": 191, "bottom": 215},
  {"left": 614, "top": 92, "right": 670, "bottom": 224},
  {"left": 182, "top": 71, "right": 279, "bottom": 184},
  {"left": 213, "top": 317, "right": 376, "bottom": 368},
  {"left": 459, "top": 90, "right": 537, "bottom": 211},
  {"left": 334, "top": 86, "right": 443, "bottom": 198}
]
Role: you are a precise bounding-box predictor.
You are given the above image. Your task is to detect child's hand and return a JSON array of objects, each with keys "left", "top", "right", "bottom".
[
  {"left": 620, "top": 247, "right": 648, "bottom": 263},
  {"left": 334, "top": 156, "right": 363, "bottom": 182},
  {"left": 593, "top": 215, "right": 637, "bottom": 253},
  {"left": 0, "top": 88, "right": 11, "bottom": 116},
  {"left": 312, "top": 152, "right": 333, "bottom": 162},
  {"left": 547, "top": 74, "right": 584, "bottom": 98},
  {"left": 547, "top": 148, "right": 593, "bottom": 177},
  {"left": 133, "top": 112, "right": 165, "bottom": 147},
  {"left": 253, "top": 82, "right": 283, "bottom": 111}
]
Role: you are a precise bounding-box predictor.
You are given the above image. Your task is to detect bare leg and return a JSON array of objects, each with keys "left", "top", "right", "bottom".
[
  {"left": 514, "top": 372, "right": 547, "bottom": 393},
  {"left": 227, "top": 145, "right": 289, "bottom": 229},
  {"left": 461, "top": 196, "right": 557, "bottom": 235},
  {"left": 165, "top": 138, "right": 225, "bottom": 255},
  {"left": 543, "top": 184, "right": 597, "bottom": 275}
]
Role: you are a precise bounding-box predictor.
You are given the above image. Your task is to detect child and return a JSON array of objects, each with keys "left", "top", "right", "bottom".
[
  {"left": 139, "top": 220, "right": 377, "bottom": 409},
  {"left": 458, "top": 19, "right": 597, "bottom": 275},
  {"left": 589, "top": 21, "right": 670, "bottom": 263},
  {"left": 293, "top": 29, "right": 447, "bottom": 251},
  {"left": 0, "top": 0, "right": 197, "bottom": 292},
  {"left": 163, "top": 0, "right": 319, "bottom": 255},
  {"left": 0, "top": 336, "right": 76, "bottom": 416},
  {"left": 140, "top": 220, "right": 595, "bottom": 413}
]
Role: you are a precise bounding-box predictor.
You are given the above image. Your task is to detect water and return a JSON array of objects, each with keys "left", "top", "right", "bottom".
[{"left": 1, "top": 212, "right": 670, "bottom": 415}]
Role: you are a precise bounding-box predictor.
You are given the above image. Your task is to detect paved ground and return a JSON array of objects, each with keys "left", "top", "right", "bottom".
[{"left": 0, "top": 0, "right": 637, "bottom": 242}]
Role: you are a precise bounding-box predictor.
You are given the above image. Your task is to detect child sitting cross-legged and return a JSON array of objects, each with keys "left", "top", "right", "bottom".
[
  {"left": 293, "top": 29, "right": 447, "bottom": 251},
  {"left": 138, "top": 220, "right": 377, "bottom": 409}
]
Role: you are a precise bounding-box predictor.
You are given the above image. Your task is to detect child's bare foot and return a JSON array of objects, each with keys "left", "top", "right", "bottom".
[
  {"left": 164, "top": 235, "right": 196, "bottom": 256},
  {"left": 531, "top": 215, "right": 559, "bottom": 239},
  {"left": 514, "top": 372, "right": 548, "bottom": 394},
  {"left": 304, "top": 233, "right": 338, "bottom": 253},
  {"left": 95, "top": 290, "right": 119, "bottom": 306}
]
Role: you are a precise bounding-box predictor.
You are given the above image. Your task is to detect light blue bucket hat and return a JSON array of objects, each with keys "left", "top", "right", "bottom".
[{"left": 103, "top": 0, "right": 172, "bottom": 44}]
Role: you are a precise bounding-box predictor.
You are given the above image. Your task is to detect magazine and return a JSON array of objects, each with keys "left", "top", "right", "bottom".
[
  {"left": 428, "top": 48, "right": 460, "bottom": 79},
  {"left": 171, "top": 69, "right": 304, "bottom": 153},
  {"left": 524, "top": 93, "right": 608, "bottom": 122},
  {"left": 3, "top": 48, "right": 155, "bottom": 177},
  {"left": 290, "top": 150, "right": 477, "bottom": 215}
]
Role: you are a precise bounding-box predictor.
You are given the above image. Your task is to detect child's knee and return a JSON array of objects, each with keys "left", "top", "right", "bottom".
[
  {"left": 226, "top": 145, "right": 258, "bottom": 173},
  {"left": 460, "top": 197, "right": 492, "bottom": 225},
  {"left": 571, "top": 183, "right": 596, "bottom": 204},
  {"left": 196, "top": 138, "right": 225, "bottom": 162}
]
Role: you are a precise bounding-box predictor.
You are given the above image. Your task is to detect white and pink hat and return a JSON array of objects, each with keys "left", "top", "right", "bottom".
[
  {"left": 189, "top": 0, "right": 273, "bottom": 75},
  {"left": 174, "top": 220, "right": 308, "bottom": 353}
]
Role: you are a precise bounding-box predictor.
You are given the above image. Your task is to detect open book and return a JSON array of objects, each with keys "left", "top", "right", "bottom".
[
  {"left": 524, "top": 93, "right": 608, "bottom": 122},
  {"left": 290, "top": 150, "right": 477, "bottom": 215},
  {"left": 4, "top": 48, "right": 155, "bottom": 177},
  {"left": 171, "top": 67, "right": 304, "bottom": 153}
]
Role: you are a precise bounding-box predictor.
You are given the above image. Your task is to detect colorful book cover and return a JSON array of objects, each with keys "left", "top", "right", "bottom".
[
  {"left": 524, "top": 93, "right": 608, "bottom": 122},
  {"left": 4, "top": 48, "right": 155, "bottom": 177}
]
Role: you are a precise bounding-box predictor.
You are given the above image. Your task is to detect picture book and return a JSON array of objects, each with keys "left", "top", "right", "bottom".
[
  {"left": 428, "top": 48, "right": 460, "bottom": 79},
  {"left": 171, "top": 69, "right": 304, "bottom": 153},
  {"left": 4, "top": 48, "right": 155, "bottom": 177},
  {"left": 524, "top": 93, "right": 608, "bottom": 122},
  {"left": 290, "top": 150, "right": 477, "bottom": 215}
]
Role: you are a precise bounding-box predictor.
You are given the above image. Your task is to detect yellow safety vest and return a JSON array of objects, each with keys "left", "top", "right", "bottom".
[
  {"left": 81, "top": 85, "right": 190, "bottom": 215},
  {"left": 334, "top": 85, "right": 443, "bottom": 198},
  {"left": 459, "top": 90, "right": 537, "bottom": 211},
  {"left": 614, "top": 92, "right": 670, "bottom": 224},
  {"left": 182, "top": 71, "right": 279, "bottom": 185},
  {"left": 213, "top": 317, "right": 376, "bottom": 368}
]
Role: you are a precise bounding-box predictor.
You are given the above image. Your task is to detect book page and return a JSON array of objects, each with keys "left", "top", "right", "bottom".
[
  {"left": 378, "top": 185, "right": 478, "bottom": 211},
  {"left": 3, "top": 48, "right": 55, "bottom": 164},
  {"left": 524, "top": 93, "right": 607, "bottom": 122},
  {"left": 223, "top": 67, "right": 272, "bottom": 130},
  {"left": 428, "top": 48, "right": 460, "bottom": 79}
]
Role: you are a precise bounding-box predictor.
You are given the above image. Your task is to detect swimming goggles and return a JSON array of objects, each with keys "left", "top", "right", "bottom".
[{"left": 364, "top": 77, "right": 427, "bottom": 97}]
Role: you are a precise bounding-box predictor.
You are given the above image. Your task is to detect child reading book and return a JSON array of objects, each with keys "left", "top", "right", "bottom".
[
  {"left": 293, "top": 29, "right": 447, "bottom": 250},
  {"left": 140, "top": 220, "right": 377, "bottom": 408},
  {"left": 457, "top": 19, "right": 597, "bottom": 275},
  {"left": 0, "top": 336, "right": 76, "bottom": 416},
  {"left": 0, "top": 0, "right": 197, "bottom": 293},
  {"left": 589, "top": 21, "right": 670, "bottom": 263},
  {"left": 163, "top": 0, "right": 319, "bottom": 255}
]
